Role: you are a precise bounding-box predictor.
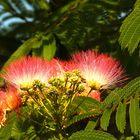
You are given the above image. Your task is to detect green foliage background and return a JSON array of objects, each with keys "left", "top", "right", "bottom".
[
  {"left": 0, "top": 0, "right": 140, "bottom": 139},
  {"left": 0, "top": 0, "right": 139, "bottom": 74}
]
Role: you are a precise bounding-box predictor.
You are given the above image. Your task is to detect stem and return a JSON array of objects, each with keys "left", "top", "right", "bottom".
[
  {"left": 26, "top": 89, "right": 55, "bottom": 120},
  {"left": 69, "top": 88, "right": 93, "bottom": 117}
]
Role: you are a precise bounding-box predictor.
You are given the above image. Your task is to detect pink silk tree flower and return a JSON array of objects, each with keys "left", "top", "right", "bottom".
[
  {"left": 2, "top": 56, "right": 63, "bottom": 89},
  {"left": 0, "top": 86, "right": 21, "bottom": 111},
  {"left": 60, "top": 60, "right": 78, "bottom": 72},
  {"left": 0, "top": 86, "right": 21, "bottom": 127},
  {"left": 5, "top": 85, "right": 21, "bottom": 111},
  {"left": 88, "top": 90, "right": 101, "bottom": 101},
  {"left": 72, "top": 50, "right": 126, "bottom": 90},
  {"left": 78, "top": 89, "right": 101, "bottom": 101},
  {"left": 0, "top": 91, "right": 7, "bottom": 110}
]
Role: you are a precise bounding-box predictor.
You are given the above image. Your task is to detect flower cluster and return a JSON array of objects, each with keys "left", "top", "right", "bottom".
[{"left": 0, "top": 50, "right": 126, "bottom": 127}]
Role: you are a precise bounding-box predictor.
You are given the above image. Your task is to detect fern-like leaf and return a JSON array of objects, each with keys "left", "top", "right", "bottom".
[
  {"left": 100, "top": 108, "right": 112, "bottom": 131},
  {"left": 116, "top": 101, "right": 126, "bottom": 133},
  {"left": 129, "top": 94, "right": 140, "bottom": 135},
  {"left": 67, "top": 110, "right": 101, "bottom": 127},
  {"left": 123, "top": 76, "right": 140, "bottom": 98},
  {"left": 69, "top": 130, "right": 117, "bottom": 140},
  {"left": 71, "top": 96, "right": 102, "bottom": 112},
  {"left": 84, "top": 120, "right": 98, "bottom": 131},
  {"left": 101, "top": 77, "right": 140, "bottom": 134},
  {"left": 102, "top": 76, "right": 140, "bottom": 109},
  {"left": 119, "top": 0, "right": 140, "bottom": 53}
]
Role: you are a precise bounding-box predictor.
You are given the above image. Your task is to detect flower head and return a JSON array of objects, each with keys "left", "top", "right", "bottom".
[
  {"left": 0, "top": 86, "right": 21, "bottom": 127},
  {"left": 71, "top": 50, "right": 126, "bottom": 90},
  {"left": 60, "top": 60, "right": 78, "bottom": 72},
  {"left": 0, "top": 85, "right": 21, "bottom": 111},
  {"left": 78, "top": 89, "right": 101, "bottom": 101},
  {"left": 88, "top": 90, "right": 101, "bottom": 101},
  {"left": 2, "top": 56, "right": 63, "bottom": 89},
  {"left": 0, "top": 90, "right": 7, "bottom": 110},
  {"left": 5, "top": 85, "right": 21, "bottom": 110}
]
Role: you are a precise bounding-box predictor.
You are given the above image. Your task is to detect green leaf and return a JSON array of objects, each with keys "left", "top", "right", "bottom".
[
  {"left": 85, "top": 120, "right": 97, "bottom": 131},
  {"left": 123, "top": 76, "right": 140, "bottom": 98},
  {"left": 100, "top": 108, "right": 112, "bottom": 131},
  {"left": 0, "top": 110, "right": 38, "bottom": 140},
  {"left": 42, "top": 35, "right": 57, "bottom": 60},
  {"left": 36, "top": 0, "right": 50, "bottom": 11},
  {"left": 31, "top": 33, "right": 43, "bottom": 56},
  {"left": 71, "top": 96, "right": 101, "bottom": 112},
  {"left": 31, "top": 33, "right": 43, "bottom": 49},
  {"left": 32, "top": 48, "right": 42, "bottom": 57},
  {"left": 101, "top": 0, "right": 118, "bottom": 6},
  {"left": 0, "top": 112, "right": 24, "bottom": 140},
  {"left": 67, "top": 110, "right": 101, "bottom": 127},
  {"left": 0, "top": 119, "right": 15, "bottom": 140},
  {"left": 69, "top": 130, "right": 117, "bottom": 140},
  {"left": 116, "top": 101, "right": 126, "bottom": 133},
  {"left": 119, "top": 0, "right": 140, "bottom": 53},
  {"left": 129, "top": 94, "right": 140, "bottom": 135},
  {"left": 102, "top": 76, "right": 140, "bottom": 109}
]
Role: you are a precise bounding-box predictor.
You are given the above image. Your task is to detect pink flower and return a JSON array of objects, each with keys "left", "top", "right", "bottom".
[
  {"left": 71, "top": 50, "right": 126, "bottom": 90},
  {"left": 88, "top": 90, "right": 101, "bottom": 101},
  {"left": 2, "top": 56, "right": 63, "bottom": 89},
  {"left": 5, "top": 85, "right": 21, "bottom": 111},
  {"left": 0, "top": 85, "right": 21, "bottom": 111},
  {"left": 60, "top": 60, "right": 78, "bottom": 72},
  {"left": 0, "top": 90, "right": 7, "bottom": 110},
  {"left": 78, "top": 89, "right": 101, "bottom": 101},
  {"left": 0, "top": 86, "right": 21, "bottom": 127}
]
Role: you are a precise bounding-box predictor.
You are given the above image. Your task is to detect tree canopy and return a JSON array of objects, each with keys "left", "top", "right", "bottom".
[
  {"left": 0, "top": 0, "right": 139, "bottom": 76},
  {"left": 0, "top": 0, "right": 140, "bottom": 139}
]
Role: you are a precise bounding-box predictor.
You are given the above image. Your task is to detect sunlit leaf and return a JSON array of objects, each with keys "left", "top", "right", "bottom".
[
  {"left": 119, "top": 0, "right": 140, "bottom": 53},
  {"left": 69, "top": 130, "right": 117, "bottom": 140},
  {"left": 42, "top": 34, "right": 57, "bottom": 60},
  {"left": 129, "top": 94, "right": 140, "bottom": 135},
  {"left": 116, "top": 101, "right": 126, "bottom": 133},
  {"left": 100, "top": 108, "right": 112, "bottom": 131}
]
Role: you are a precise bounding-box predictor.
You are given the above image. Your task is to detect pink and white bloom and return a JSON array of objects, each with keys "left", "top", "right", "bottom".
[
  {"left": 0, "top": 85, "right": 21, "bottom": 111},
  {"left": 0, "top": 85, "right": 21, "bottom": 127},
  {"left": 60, "top": 60, "right": 78, "bottom": 72},
  {"left": 2, "top": 56, "right": 63, "bottom": 89},
  {"left": 78, "top": 89, "right": 101, "bottom": 101},
  {"left": 5, "top": 85, "right": 21, "bottom": 110},
  {"left": 88, "top": 90, "right": 101, "bottom": 101},
  {"left": 71, "top": 50, "right": 126, "bottom": 90},
  {"left": 0, "top": 90, "right": 7, "bottom": 109}
]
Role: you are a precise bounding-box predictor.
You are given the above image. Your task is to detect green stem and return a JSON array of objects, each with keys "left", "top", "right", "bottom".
[{"left": 69, "top": 88, "right": 93, "bottom": 117}]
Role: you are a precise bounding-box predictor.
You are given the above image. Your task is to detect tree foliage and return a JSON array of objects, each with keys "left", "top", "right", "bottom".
[
  {"left": 0, "top": 0, "right": 137, "bottom": 62},
  {"left": 0, "top": 0, "right": 140, "bottom": 140},
  {"left": 119, "top": 0, "right": 140, "bottom": 53}
]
